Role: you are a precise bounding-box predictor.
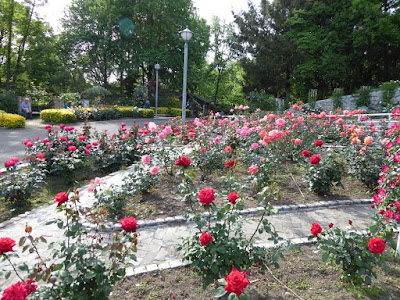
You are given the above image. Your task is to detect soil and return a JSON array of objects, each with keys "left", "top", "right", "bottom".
[
  {"left": 122, "top": 161, "right": 373, "bottom": 221},
  {"left": 111, "top": 244, "right": 400, "bottom": 300}
]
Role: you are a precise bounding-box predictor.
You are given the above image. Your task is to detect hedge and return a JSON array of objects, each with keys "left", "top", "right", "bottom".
[
  {"left": 151, "top": 107, "right": 169, "bottom": 115},
  {"left": 140, "top": 109, "right": 155, "bottom": 118},
  {"left": 170, "top": 108, "right": 191, "bottom": 117},
  {"left": 40, "top": 109, "right": 77, "bottom": 123},
  {"left": 0, "top": 112, "right": 26, "bottom": 128}
]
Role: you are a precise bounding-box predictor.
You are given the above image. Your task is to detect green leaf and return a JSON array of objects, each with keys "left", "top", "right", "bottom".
[
  {"left": 217, "top": 278, "right": 227, "bottom": 286},
  {"left": 228, "top": 293, "right": 239, "bottom": 300},
  {"left": 214, "top": 286, "right": 227, "bottom": 298},
  {"left": 365, "top": 276, "right": 371, "bottom": 285},
  {"left": 239, "top": 294, "right": 249, "bottom": 300},
  {"left": 322, "top": 252, "right": 329, "bottom": 262}
]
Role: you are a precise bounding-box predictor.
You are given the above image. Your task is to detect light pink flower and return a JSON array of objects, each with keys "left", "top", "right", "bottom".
[
  {"left": 141, "top": 155, "right": 151, "bottom": 165},
  {"left": 275, "top": 118, "right": 286, "bottom": 128},
  {"left": 150, "top": 166, "right": 159, "bottom": 175},
  {"left": 251, "top": 143, "right": 259, "bottom": 149}
]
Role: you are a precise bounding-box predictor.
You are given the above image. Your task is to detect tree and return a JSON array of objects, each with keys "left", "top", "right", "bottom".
[
  {"left": 234, "top": 0, "right": 305, "bottom": 101},
  {"left": 61, "top": 0, "right": 210, "bottom": 96}
]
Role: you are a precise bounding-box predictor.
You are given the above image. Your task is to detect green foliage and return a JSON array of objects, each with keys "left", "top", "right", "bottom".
[
  {"left": 0, "top": 161, "right": 46, "bottom": 207},
  {"left": 40, "top": 109, "right": 77, "bottom": 124},
  {"left": 380, "top": 81, "right": 399, "bottom": 112},
  {"left": 0, "top": 94, "right": 17, "bottom": 113},
  {"left": 161, "top": 97, "right": 180, "bottom": 108},
  {"left": 246, "top": 89, "right": 276, "bottom": 112},
  {"left": 304, "top": 153, "right": 344, "bottom": 195},
  {"left": 59, "top": 93, "right": 80, "bottom": 102},
  {"left": 346, "top": 141, "right": 385, "bottom": 189},
  {"left": 140, "top": 109, "right": 155, "bottom": 118},
  {"left": 311, "top": 225, "right": 388, "bottom": 286},
  {"left": 82, "top": 86, "right": 111, "bottom": 101},
  {"left": 0, "top": 112, "right": 25, "bottom": 128},
  {"left": 355, "top": 87, "right": 372, "bottom": 108},
  {"left": 154, "top": 107, "right": 169, "bottom": 115},
  {"left": 170, "top": 108, "right": 190, "bottom": 117},
  {"left": 177, "top": 169, "right": 284, "bottom": 288},
  {"left": 332, "top": 88, "right": 344, "bottom": 109},
  {"left": 26, "top": 87, "right": 52, "bottom": 111}
]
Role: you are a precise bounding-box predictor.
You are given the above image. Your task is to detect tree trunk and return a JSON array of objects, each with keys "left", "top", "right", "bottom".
[
  {"left": 213, "top": 68, "right": 223, "bottom": 104},
  {"left": 5, "top": 0, "right": 15, "bottom": 92}
]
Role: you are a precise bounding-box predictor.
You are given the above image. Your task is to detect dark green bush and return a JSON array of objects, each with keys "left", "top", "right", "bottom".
[
  {"left": 380, "top": 81, "right": 399, "bottom": 112},
  {"left": 331, "top": 88, "right": 344, "bottom": 109},
  {"left": 0, "top": 94, "right": 18, "bottom": 114},
  {"left": 355, "top": 86, "right": 372, "bottom": 108},
  {"left": 246, "top": 89, "right": 276, "bottom": 112}
]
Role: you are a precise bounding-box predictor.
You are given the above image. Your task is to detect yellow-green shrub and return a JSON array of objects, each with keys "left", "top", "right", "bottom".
[
  {"left": 164, "top": 97, "right": 180, "bottom": 108},
  {"left": 170, "top": 108, "right": 191, "bottom": 117},
  {"left": 116, "top": 106, "right": 136, "bottom": 117},
  {"left": 40, "top": 109, "right": 77, "bottom": 123},
  {"left": 0, "top": 112, "right": 25, "bottom": 128},
  {"left": 151, "top": 107, "right": 170, "bottom": 115},
  {"left": 140, "top": 109, "right": 155, "bottom": 118}
]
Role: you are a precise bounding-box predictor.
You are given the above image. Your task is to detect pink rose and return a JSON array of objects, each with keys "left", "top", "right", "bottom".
[
  {"left": 150, "top": 166, "right": 159, "bottom": 175},
  {"left": 248, "top": 164, "right": 258, "bottom": 174},
  {"left": 68, "top": 146, "right": 77, "bottom": 152},
  {"left": 79, "top": 135, "right": 86, "bottom": 141},
  {"left": 141, "top": 155, "right": 151, "bottom": 165},
  {"left": 60, "top": 136, "right": 67, "bottom": 141}
]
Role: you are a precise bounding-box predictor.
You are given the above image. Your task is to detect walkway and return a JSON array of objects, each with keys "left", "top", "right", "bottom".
[{"left": 0, "top": 161, "right": 374, "bottom": 291}]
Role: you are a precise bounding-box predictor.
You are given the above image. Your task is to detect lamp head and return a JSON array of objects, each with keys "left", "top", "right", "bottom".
[
  {"left": 154, "top": 63, "right": 160, "bottom": 71},
  {"left": 180, "top": 27, "right": 193, "bottom": 42}
]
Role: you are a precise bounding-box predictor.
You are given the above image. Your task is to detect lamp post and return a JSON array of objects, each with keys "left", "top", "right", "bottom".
[
  {"left": 180, "top": 26, "right": 193, "bottom": 124},
  {"left": 154, "top": 63, "right": 160, "bottom": 118}
]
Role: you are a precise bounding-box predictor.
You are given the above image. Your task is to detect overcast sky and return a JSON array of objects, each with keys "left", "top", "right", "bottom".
[{"left": 35, "top": 0, "right": 254, "bottom": 33}]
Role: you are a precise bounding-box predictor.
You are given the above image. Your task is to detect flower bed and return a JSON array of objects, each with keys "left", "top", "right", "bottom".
[{"left": 1, "top": 104, "right": 399, "bottom": 298}]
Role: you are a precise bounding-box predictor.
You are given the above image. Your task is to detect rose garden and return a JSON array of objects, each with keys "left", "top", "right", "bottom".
[{"left": 0, "top": 103, "right": 399, "bottom": 299}]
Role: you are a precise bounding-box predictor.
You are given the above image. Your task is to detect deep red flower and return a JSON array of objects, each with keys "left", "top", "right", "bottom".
[
  {"left": 54, "top": 192, "right": 69, "bottom": 207},
  {"left": 368, "top": 237, "right": 385, "bottom": 254},
  {"left": 0, "top": 237, "right": 16, "bottom": 254},
  {"left": 310, "top": 222, "right": 322, "bottom": 237},
  {"left": 225, "top": 159, "right": 235, "bottom": 169},
  {"left": 310, "top": 154, "right": 321, "bottom": 165},
  {"left": 314, "top": 140, "right": 324, "bottom": 147},
  {"left": 198, "top": 188, "right": 215, "bottom": 206},
  {"left": 4, "top": 160, "right": 15, "bottom": 168},
  {"left": 328, "top": 223, "right": 334, "bottom": 228},
  {"left": 301, "top": 150, "right": 310, "bottom": 157},
  {"left": 175, "top": 156, "right": 191, "bottom": 167},
  {"left": 228, "top": 192, "right": 240, "bottom": 205},
  {"left": 1, "top": 280, "right": 37, "bottom": 300},
  {"left": 224, "top": 265, "right": 250, "bottom": 297},
  {"left": 120, "top": 216, "right": 137, "bottom": 232},
  {"left": 199, "top": 232, "right": 213, "bottom": 246}
]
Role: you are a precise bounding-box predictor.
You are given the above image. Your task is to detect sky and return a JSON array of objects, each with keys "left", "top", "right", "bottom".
[{"left": 35, "top": 0, "right": 253, "bottom": 33}]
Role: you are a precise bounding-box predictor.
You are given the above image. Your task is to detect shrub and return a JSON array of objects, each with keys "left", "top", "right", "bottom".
[
  {"left": 140, "top": 109, "right": 155, "bottom": 118},
  {"left": 331, "top": 88, "right": 344, "bottom": 109},
  {"left": 151, "top": 106, "right": 169, "bottom": 115},
  {"left": 0, "top": 93, "right": 17, "bottom": 113},
  {"left": 40, "top": 109, "right": 77, "bottom": 123},
  {"left": 116, "top": 106, "right": 136, "bottom": 117},
  {"left": 162, "top": 97, "right": 180, "bottom": 108},
  {"left": 303, "top": 152, "right": 344, "bottom": 195},
  {"left": 82, "top": 86, "right": 111, "bottom": 100},
  {"left": 170, "top": 108, "right": 190, "bottom": 117},
  {"left": 355, "top": 86, "right": 372, "bottom": 108},
  {"left": 380, "top": 81, "right": 399, "bottom": 112},
  {"left": 0, "top": 112, "right": 26, "bottom": 128},
  {"left": 246, "top": 89, "right": 276, "bottom": 112}
]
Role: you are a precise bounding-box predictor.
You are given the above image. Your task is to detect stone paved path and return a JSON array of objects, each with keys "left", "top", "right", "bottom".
[{"left": 0, "top": 156, "right": 375, "bottom": 291}]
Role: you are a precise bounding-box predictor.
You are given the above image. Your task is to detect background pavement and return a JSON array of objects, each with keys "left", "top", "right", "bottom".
[{"left": 0, "top": 117, "right": 172, "bottom": 163}]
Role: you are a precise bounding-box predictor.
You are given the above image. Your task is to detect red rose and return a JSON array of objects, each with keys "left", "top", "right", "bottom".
[
  {"left": 368, "top": 237, "right": 386, "bottom": 254},
  {"left": 0, "top": 237, "right": 16, "bottom": 254},
  {"left": 4, "top": 160, "right": 15, "bottom": 168},
  {"left": 301, "top": 150, "right": 310, "bottom": 157},
  {"left": 224, "top": 265, "right": 250, "bottom": 297},
  {"left": 120, "top": 216, "right": 137, "bottom": 232},
  {"left": 314, "top": 139, "right": 324, "bottom": 147},
  {"left": 199, "top": 232, "right": 213, "bottom": 246},
  {"left": 310, "top": 154, "right": 320, "bottom": 165},
  {"left": 228, "top": 192, "right": 240, "bottom": 205},
  {"left": 68, "top": 146, "right": 77, "bottom": 152},
  {"left": 54, "top": 192, "right": 69, "bottom": 207},
  {"left": 2, "top": 279, "right": 37, "bottom": 299},
  {"left": 310, "top": 222, "right": 322, "bottom": 236},
  {"left": 198, "top": 188, "right": 215, "bottom": 206},
  {"left": 328, "top": 223, "right": 334, "bottom": 228},
  {"left": 225, "top": 159, "right": 235, "bottom": 169},
  {"left": 175, "top": 156, "right": 191, "bottom": 167}
]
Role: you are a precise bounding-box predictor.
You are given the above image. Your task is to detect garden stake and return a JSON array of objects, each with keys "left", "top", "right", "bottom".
[
  {"left": 265, "top": 265, "right": 304, "bottom": 300},
  {"left": 289, "top": 171, "right": 305, "bottom": 199}
]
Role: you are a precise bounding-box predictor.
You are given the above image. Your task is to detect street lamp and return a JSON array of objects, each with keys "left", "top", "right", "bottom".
[
  {"left": 154, "top": 63, "right": 160, "bottom": 118},
  {"left": 180, "top": 26, "right": 193, "bottom": 124}
]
